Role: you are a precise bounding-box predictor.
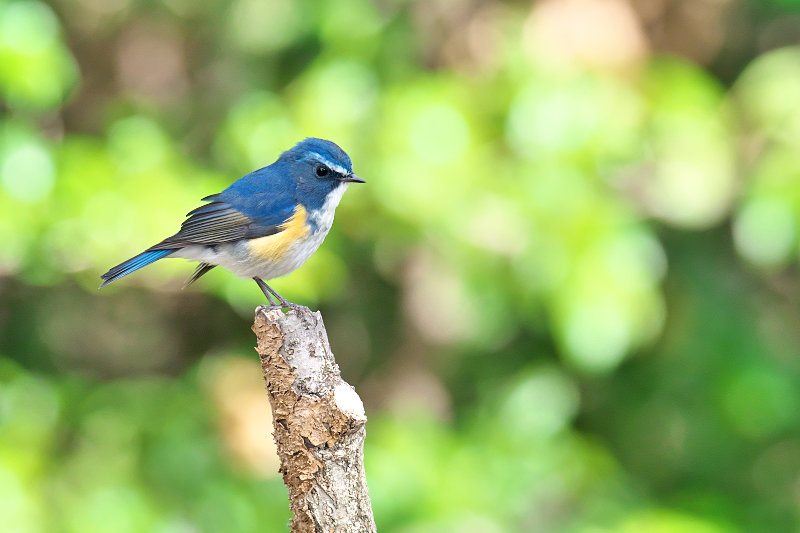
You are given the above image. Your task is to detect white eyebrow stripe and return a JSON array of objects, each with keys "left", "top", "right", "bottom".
[{"left": 309, "top": 152, "right": 350, "bottom": 176}]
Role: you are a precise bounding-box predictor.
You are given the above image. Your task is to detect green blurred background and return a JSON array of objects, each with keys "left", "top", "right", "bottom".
[{"left": 3, "top": 0, "right": 800, "bottom": 531}]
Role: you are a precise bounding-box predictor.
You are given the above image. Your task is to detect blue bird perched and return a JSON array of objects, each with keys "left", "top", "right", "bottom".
[{"left": 100, "top": 138, "right": 365, "bottom": 309}]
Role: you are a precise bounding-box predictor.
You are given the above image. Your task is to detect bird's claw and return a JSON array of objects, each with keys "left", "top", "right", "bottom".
[
  {"left": 259, "top": 303, "right": 317, "bottom": 325},
  {"left": 252, "top": 277, "right": 317, "bottom": 324}
]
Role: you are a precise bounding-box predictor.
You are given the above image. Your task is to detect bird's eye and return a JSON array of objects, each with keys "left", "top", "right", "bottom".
[{"left": 316, "top": 165, "right": 329, "bottom": 177}]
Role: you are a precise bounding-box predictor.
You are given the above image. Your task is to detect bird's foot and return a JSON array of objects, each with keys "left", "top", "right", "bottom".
[
  {"left": 257, "top": 303, "right": 317, "bottom": 324},
  {"left": 277, "top": 300, "right": 316, "bottom": 322},
  {"left": 253, "top": 277, "right": 316, "bottom": 322}
]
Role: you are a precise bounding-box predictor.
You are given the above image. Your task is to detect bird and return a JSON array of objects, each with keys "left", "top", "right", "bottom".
[{"left": 100, "top": 137, "right": 365, "bottom": 309}]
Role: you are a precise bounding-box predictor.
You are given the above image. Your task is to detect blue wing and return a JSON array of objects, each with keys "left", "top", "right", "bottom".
[
  {"left": 146, "top": 196, "right": 288, "bottom": 250},
  {"left": 216, "top": 162, "right": 298, "bottom": 227}
]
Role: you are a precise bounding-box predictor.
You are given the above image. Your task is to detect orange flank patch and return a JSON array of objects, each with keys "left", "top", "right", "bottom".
[{"left": 247, "top": 206, "right": 310, "bottom": 261}]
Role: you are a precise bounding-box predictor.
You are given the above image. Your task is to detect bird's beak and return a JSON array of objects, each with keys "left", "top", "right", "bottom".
[{"left": 342, "top": 174, "right": 366, "bottom": 183}]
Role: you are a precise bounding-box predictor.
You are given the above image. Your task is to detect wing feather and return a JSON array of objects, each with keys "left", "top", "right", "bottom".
[{"left": 147, "top": 201, "right": 282, "bottom": 250}]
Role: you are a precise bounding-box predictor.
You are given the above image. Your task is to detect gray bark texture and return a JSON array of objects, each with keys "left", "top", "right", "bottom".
[{"left": 252, "top": 305, "right": 377, "bottom": 533}]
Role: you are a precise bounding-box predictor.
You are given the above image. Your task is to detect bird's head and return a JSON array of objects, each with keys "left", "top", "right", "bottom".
[
  {"left": 283, "top": 137, "right": 364, "bottom": 184},
  {"left": 280, "top": 138, "right": 365, "bottom": 213}
]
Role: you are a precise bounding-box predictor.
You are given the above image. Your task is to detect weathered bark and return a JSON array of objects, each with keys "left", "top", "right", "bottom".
[{"left": 253, "top": 305, "right": 376, "bottom": 533}]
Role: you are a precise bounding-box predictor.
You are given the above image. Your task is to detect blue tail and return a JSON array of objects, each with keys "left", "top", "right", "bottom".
[{"left": 100, "top": 249, "right": 175, "bottom": 288}]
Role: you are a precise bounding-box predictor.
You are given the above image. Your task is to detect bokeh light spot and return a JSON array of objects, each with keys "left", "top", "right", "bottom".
[
  {"left": 564, "top": 301, "right": 630, "bottom": 373},
  {"left": 108, "top": 116, "right": 168, "bottom": 174},
  {"left": 310, "top": 61, "right": 377, "bottom": 125},
  {"left": 500, "top": 367, "right": 580, "bottom": 440},
  {"left": 0, "top": 141, "right": 55, "bottom": 203},
  {"left": 0, "top": 1, "right": 57, "bottom": 54},
  {"left": 409, "top": 104, "right": 469, "bottom": 164},
  {"left": 524, "top": 0, "right": 647, "bottom": 70},
  {"left": 199, "top": 355, "right": 280, "bottom": 478},
  {"left": 734, "top": 197, "right": 796, "bottom": 267},
  {"left": 736, "top": 47, "right": 800, "bottom": 146},
  {"left": 649, "top": 157, "right": 735, "bottom": 229},
  {"left": 0, "top": 466, "right": 32, "bottom": 531},
  {"left": 405, "top": 250, "right": 480, "bottom": 345},
  {"left": 228, "top": 0, "right": 301, "bottom": 53}
]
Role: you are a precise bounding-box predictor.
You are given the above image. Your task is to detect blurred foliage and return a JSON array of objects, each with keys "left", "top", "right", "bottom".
[{"left": 3, "top": 0, "right": 800, "bottom": 531}]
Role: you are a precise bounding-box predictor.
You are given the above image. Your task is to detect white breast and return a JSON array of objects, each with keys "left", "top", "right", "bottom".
[{"left": 310, "top": 182, "right": 348, "bottom": 233}]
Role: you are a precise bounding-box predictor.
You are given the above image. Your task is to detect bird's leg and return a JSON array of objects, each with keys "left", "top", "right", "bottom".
[
  {"left": 253, "top": 277, "right": 278, "bottom": 307},
  {"left": 253, "top": 277, "right": 310, "bottom": 317},
  {"left": 264, "top": 283, "right": 292, "bottom": 308}
]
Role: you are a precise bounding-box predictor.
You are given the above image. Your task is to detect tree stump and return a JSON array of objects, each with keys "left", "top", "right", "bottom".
[{"left": 253, "top": 306, "right": 376, "bottom": 533}]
